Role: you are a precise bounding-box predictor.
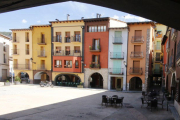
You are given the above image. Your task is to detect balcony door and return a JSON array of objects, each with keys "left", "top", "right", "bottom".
[
  {"left": 25, "top": 59, "right": 30, "bottom": 69},
  {"left": 156, "top": 41, "right": 161, "bottom": 50},
  {"left": 155, "top": 64, "right": 160, "bottom": 72},
  {"left": 134, "top": 45, "right": 141, "bottom": 57},
  {"left": 75, "top": 31, "right": 80, "bottom": 41},
  {"left": 133, "top": 61, "right": 140, "bottom": 73},
  {"left": 135, "top": 30, "right": 142, "bottom": 41},
  {"left": 65, "top": 46, "right": 70, "bottom": 55},
  {"left": 115, "top": 31, "right": 122, "bottom": 42},
  {"left": 113, "top": 45, "right": 122, "bottom": 58},
  {"left": 41, "top": 34, "right": 45, "bottom": 43},
  {"left": 93, "top": 39, "right": 99, "bottom": 50},
  {"left": 56, "top": 32, "right": 61, "bottom": 42},
  {"left": 65, "top": 32, "right": 70, "bottom": 42},
  {"left": 41, "top": 46, "right": 45, "bottom": 56},
  {"left": 113, "top": 60, "right": 121, "bottom": 74},
  {"left": 41, "top": 60, "right": 45, "bottom": 69}
]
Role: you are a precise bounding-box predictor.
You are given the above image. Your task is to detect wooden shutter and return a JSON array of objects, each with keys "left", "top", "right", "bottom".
[
  {"left": 134, "top": 45, "right": 141, "bottom": 52},
  {"left": 135, "top": 30, "right": 142, "bottom": 37},
  {"left": 98, "top": 55, "right": 100, "bottom": 64}
]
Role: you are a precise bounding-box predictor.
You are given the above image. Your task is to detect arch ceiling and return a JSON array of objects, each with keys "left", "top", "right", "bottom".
[{"left": 0, "top": 0, "right": 180, "bottom": 30}]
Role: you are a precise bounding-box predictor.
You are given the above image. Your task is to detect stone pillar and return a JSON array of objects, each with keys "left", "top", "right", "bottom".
[
  {"left": 145, "top": 29, "right": 150, "bottom": 91},
  {"left": 127, "top": 83, "right": 129, "bottom": 91}
]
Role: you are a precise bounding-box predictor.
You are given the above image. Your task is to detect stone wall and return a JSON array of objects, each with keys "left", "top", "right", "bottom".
[{"left": 84, "top": 68, "right": 108, "bottom": 89}]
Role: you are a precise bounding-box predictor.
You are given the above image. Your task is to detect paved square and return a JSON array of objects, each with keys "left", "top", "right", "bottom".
[{"left": 0, "top": 83, "right": 174, "bottom": 120}]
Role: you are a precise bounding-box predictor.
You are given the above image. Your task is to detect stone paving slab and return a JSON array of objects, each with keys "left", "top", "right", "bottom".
[{"left": 0, "top": 83, "right": 175, "bottom": 120}]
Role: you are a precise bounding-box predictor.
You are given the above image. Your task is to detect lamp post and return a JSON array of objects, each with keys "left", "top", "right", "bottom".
[
  {"left": 30, "top": 58, "right": 36, "bottom": 64},
  {"left": 123, "top": 61, "right": 127, "bottom": 91}
]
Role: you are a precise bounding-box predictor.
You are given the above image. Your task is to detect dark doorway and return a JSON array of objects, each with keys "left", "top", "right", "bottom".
[
  {"left": 129, "top": 77, "right": 142, "bottom": 91},
  {"left": 90, "top": 73, "right": 103, "bottom": 88}
]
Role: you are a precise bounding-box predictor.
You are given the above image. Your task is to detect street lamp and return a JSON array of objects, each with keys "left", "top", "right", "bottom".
[
  {"left": 123, "top": 61, "right": 127, "bottom": 91},
  {"left": 30, "top": 58, "right": 36, "bottom": 64}
]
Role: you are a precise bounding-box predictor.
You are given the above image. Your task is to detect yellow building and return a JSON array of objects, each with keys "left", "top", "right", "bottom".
[
  {"left": 10, "top": 28, "right": 33, "bottom": 83},
  {"left": 50, "top": 19, "right": 84, "bottom": 86},
  {"left": 31, "top": 24, "right": 52, "bottom": 84},
  {"left": 152, "top": 23, "right": 167, "bottom": 85}
]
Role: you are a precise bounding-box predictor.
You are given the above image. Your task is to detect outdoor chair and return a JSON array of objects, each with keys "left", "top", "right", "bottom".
[
  {"left": 116, "top": 97, "right": 124, "bottom": 107},
  {"left": 112, "top": 95, "right": 118, "bottom": 98},
  {"left": 158, "top": 99, "right": 165, "bottom": 109},
  {"left": 102, "top": 95, "right": 108, "bottom": 107},
  {"left": 141, "top": 97, "right": 148, "bottom": 108},
  {"left": 150, "top": 99, "right": 158, "bottom": 111}
]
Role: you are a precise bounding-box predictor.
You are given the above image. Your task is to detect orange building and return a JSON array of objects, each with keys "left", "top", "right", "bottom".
[{"left": 127, "top": 22, "right": 155, "bottom": 91}]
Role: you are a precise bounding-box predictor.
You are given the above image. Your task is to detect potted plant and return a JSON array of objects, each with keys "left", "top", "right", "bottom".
[
  {"left": 97, "top": 64, "right": 100, "bottom": 68},
  {"left": 97, "top": 45, "right": 100, "bottom": 50},
  {"left": 77, "top": 82, "right": 84, "bottom": 88},
  {"left": 89, "top": 63, "right": 93, "bottom": 68},
  {"left": 14, "top": 76, "right": 21, "bottom": 85},
  {"left": 4, "top": 80, "right": 10, "bottom": 86},
  {"left": 89, "top": 46, "right": 92, "bottom": 50}
]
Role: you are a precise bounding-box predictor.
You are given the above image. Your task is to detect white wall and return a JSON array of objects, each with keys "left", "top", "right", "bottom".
[
  {"left": 0, "top": 36, "right": 10, "bottom": 81},
  {"left": 108, "top": 28, "right": 128, "bottom": 90},
  {"left": 109, "top": 19, "right": 127, "bottom": 28}
]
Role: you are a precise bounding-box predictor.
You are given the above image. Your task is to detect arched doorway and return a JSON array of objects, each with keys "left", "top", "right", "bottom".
[
  {"left": 129, "top": 77, "right": 142, "bottom": 91},
  {"left": 55, "top": 74, "right": 81, "bottom": 87},
  {"left": 17, "top": 72, "right": 29, "bottom": 83},
  {"left": 34, "top": 72, "right": 49, "bottom": 84},
  {"left": 89, "top": 73, "right": 103, "bottom": 88}
]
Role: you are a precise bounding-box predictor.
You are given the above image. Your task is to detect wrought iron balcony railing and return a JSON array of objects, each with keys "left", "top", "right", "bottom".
[
  {"left": 110, "top": 52, "right": 124, "bottom": 59},
  {"left": 38, "top": 50, "right": 47, "bottom": 57},
  {"left": 13, "top": 64, "right": 31, "bottom": 70},
  {"left": 89, "top": 62, "right": 101, "bottom": 69},
  {"left": 37, "top": 65, "right": 46, "bottom": 70},
  {"left": 130, "top": 52, "right": 143, "bottom": 58},
  {"left": 53, "top": 36, "right": 62, "bottom": 43},
  {"left": 131, "top": 36, "right": 144, "bottom": 43},
  {"left": 71, "top": 36, "right": 81, "bottom": 42},
  {"left": 12, "top": 38, "right": 19, "bottom": 43},
  {"left": 129, "top": 67, "right": 143, "bottom": 75},
  {"left": 12, "top": 49, "right": 19, "bottom": 55},
  {"left": 37, "top": 38, "right": 46, "bottom": 45},
  {"left": 109, "top": 68, "right": 124, "bottom": 75},
  {"left": 113, "top": 37, "right": 123, "bottom": 44},
  {"left": 54, "top": 50, "right": 81, "bottom": 56},
  {"left": 64, "top": 37, "right": 71, "bottom": 43},
  {"left": 89, "top": 45, "right": 101, "bottom": 52}
]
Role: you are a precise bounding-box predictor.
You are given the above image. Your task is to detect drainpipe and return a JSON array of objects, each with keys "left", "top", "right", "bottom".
[
  {"left": 51, "top": 26, "right": 54, "bottom": 84},
  {"left": 126, "top": 27, "right": 129, "bottom": 91}
]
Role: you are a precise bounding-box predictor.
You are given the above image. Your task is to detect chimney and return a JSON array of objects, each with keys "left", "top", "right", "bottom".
[
  {"left": 67, "top": 14, "right": 70, "bottom": 21},
  {"left": 96, "top": 13, "right": 99, "bottom": 18},
  {"left": 99, "top": 14, "right": 101, "bottom": 18},
  {"left": 81, "top": 17, "right": 84, "bottom": 20}
]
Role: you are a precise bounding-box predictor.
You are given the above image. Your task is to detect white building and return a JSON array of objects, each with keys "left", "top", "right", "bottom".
[
  {"left": 0, "top": 34, "right": 10, "bottom": 82},
  {"left": 108, "top": 27, "right": 128, "bottom": 90}
]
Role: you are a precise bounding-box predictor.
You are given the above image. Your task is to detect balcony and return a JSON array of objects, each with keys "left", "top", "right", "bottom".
[
  {"left": 89, "top": 45, "right": 101, "bottom": 52},
  {"left": 37, "top": 38, "right": 46, "bottom": 45},
  {"left": 130, "top": 52, "right": 143, "bottom": 58},
  {"left": 3, "top": 46, "right": 6, "bottom": 52},
  {"left": 25, "top": 49, "right": 30, "bottom": 55},
  {"left": 54, "top": 65, "right": 62, "bottom": 68},
  {"left": 131, "top": 36, "right": 144, "bottom": 43},
  {"left": 13, "top": 64, "right": 31, "bottom": 70},
  {"left": 12, "top": 49, "right": 19, "bottom": 55},
  {"left": 71, "top": 36, "right": 81, "bottom": 43},
  {"left": 25, "top": 38, "right": 29, "bottom": 42},
  {"left": 12, "top": 38, "right": 19, "bottom": 43},
  {"left": 153, "top": 69, "right": 162, "bottom": 75},
  {"left": 53, "top": 36, "right": 62, "bottom": 43},
  {"left": 129, "top": 67, "right": 143, "bottom": 75},
  {"left": 109, "top": 68, "right": 124, "bottom": 75},
  {"left": 89, "top": 62, "right": 101, "bottom": 69},
  {"left": 154, "top": 56, "right": 163, "bottom": 63},
  {"left": 37, "top": 65, "right": 46, "bottom": 70},
  {"left": 38, "top": 51, "right": 47, "bottom": 57},
  {"left": 53, "top": 50, "right": 81, "bottom": 56},
  {"left": 112, "top": 37, "right": 123, "bottom": 44},
  {"left": 110, "top": 52, "right": 124, "bottom": 59},
  {"left": 156, "top": 33, "right": 163, "bottom": 38},
  {"left": 64, "top": 37, "right": 71, "bottom": 43},
  {"left": 154, "top": 45, "right": 161, "bottom": 51}
]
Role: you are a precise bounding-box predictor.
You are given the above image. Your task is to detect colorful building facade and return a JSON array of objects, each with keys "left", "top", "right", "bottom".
[
  {"left": 10, "top": 29, "right": 33, "bottom": 82},
  {"left": 31, "top": 25, "right": 52, "bottom": 84},
  {"left": 50, "top": 20, "right": 84, "bottom": 85},
  {"left": 126, "top": 22, "right": 155, "bottom": 91},
  {"left": 108, "top": 27, "right": 128, "bottom": 90}
]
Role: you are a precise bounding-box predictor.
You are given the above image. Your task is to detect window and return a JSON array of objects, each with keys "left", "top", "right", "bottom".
[
  {"left": 156, "top": 53, "right": 161, "bottom": 61},
  {"left": 88, "top": 26, "right": 97, "bottom": 32},
  {"left": 26, "top": 32, "right": 29, "bottom": 42},
  {"left": 26, "top": 44, "right": 29, "bottom": 55},
  {"left": 98, "top": 25, "right": 106, "bottom": 32},
  {"left": 65, "top": 32, "right": 70, "bottom": 42},
  {"left": 74, "top": 46, "right": 80, "bottom": 53},
  {"left": 64, "top": 60, "right": 72, "bottom": 68},
  {"left": 56, "top": 32, "right": 61, "bottom": 42},
  {"left": 55, "top": 60, "right": 62, "bottom": 68},
  {"left": 4, "top": 54, "right": 6, "bottom": 63},
  {"left": 65, "top": 46, "right": 70, "bottom": 55},
  {"left": 55, "top": 46, "right": 61, "bottom": 53},
  {"left": 75, "top": 60, "right": 79, "bottom": 68}
]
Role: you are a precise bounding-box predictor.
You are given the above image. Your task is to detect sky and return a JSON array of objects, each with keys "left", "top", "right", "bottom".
[{"left": 0, "top": 1, "right": 150, "bottom": 32}]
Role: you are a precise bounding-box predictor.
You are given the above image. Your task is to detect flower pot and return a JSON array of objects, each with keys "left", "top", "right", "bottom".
[
  {"left": 77, "top": 85, "right": 83, "bottom": 88},
  {"left": 4, "top": 82, "right": 10, "bottom": 86},
  {"left": 14, "top": 81, "right": 20, "bottom": 85}
]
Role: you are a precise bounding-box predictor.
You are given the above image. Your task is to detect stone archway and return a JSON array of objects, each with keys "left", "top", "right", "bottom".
[
  {"left": 54, "top": 74, "right": 81, "bottom": 87},
  {"left": 129, "top": 77, "right": 142, "bottom": 91},
  {"left": 88, "top": 72, "right": 103, "bottom": 89},
  {"left": 17, "top": 72, "right": 29, "bottom": 83},
  {"left": 34, "top": 71, "right": 50, "bottom": 84}
]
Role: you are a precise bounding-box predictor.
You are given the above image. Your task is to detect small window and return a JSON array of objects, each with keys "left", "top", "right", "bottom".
[
  {"left": 101, "top": 26, "right": 103, "bottom": 32},
  {"left": 54, "top": 60, "right": 62, "bottom": 68},
  {"left": 104, "top": 26, "right": 106, "bottom": 31},
  {"left": 64, "top": 60, "right": 72, "bottom": 68},
  {"left": 98, "top": 26, "right": 101, "bottom": 32},
  {"left": 75, "top": 60, "right": 79, "bottom": 68}
]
